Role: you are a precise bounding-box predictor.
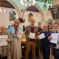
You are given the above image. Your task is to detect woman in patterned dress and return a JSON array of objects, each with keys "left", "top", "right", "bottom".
[{"left": 0, "top": 26, "right": 12, "bottom": 59}]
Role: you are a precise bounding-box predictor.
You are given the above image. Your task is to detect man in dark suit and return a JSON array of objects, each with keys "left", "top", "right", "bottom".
[
  {"left": 48, "top": 22, "right": 59, "bottom": 59},
  {"left": 25, "top": 18, "right": 38, "bottom": 59},
  {"left": 38, "top": 24, "right": 51, "bottom": 59}
]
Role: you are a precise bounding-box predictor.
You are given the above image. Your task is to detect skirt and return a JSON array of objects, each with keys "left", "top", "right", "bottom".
[{"left": 10, "top": 39, "right": 22, "bottom": 59}]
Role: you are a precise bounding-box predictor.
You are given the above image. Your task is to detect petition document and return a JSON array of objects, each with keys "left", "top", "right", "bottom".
[
  {"left": 17, "top": 30, "right": 23, "bottom": 39},
  {"left": 0, "top": 35, "right": 8, "bottom": 46},
  {"left": 50, "top": 33, "right": 58, "bottom": 44},
  {"left": 38, "top": 33, "right": 45, "bottom": 39},
  {"left": 29, "top": 32, "right": 35, "bottom": 39}
]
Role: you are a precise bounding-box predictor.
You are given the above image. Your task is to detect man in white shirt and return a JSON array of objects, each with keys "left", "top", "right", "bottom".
[{"left": 48, "top": 22, "right": 59, "bottom": 59}]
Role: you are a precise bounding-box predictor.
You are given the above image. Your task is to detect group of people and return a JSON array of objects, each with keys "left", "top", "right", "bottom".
[
  {"left": 25, "top": 18, "right": 59, "bottom": 59},
  {"left": 0, "top": 18, "right": 59, "bottom": 59},
  {"left": 0, "top": 19, "right": 22, "bottom": 59}
]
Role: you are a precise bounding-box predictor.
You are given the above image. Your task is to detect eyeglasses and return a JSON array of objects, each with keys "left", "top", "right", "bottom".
[
  {"left": 43, "top": 26, "right": 47, "bottom": 27},
  {"left": 53, "top": 26, "right": 58, "bottom": 27}
]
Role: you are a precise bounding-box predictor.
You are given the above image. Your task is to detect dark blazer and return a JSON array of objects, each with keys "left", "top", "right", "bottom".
[{"left": 25, "top": 25, "right": 38, "bottom": 43}]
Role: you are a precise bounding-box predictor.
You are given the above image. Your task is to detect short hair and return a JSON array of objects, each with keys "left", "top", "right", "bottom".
[
  {"left": 43, "top": 24, "right": 48, "bottom": 27},
  {"left": 54, "top": 22, "right": 59, "bottom": 25},
  {"left": 14, "top": 19, "right": 20, "bottom": 26},
  {"left": 1, "top": 26, "right": 6, "bottom": 32},
  {"left": 1, "top": 26, "right": 6, "bottom": 29},
  {"left": 14, "top": 19, "right": 20, "bottom": 24}
]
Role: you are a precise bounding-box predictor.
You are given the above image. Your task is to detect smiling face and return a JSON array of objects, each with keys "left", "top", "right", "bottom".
[
  {"left": 1, "top": 26, "right": 6, "bottom": 34},
  {"left": 53, "top": 24, "right": 58, "bottom": 31},
  {"left": 43, "top": 24, "right": 48, "bottom": 31},
  {"left": 14, "top": 21, "right": 19, "bottom": 26},
  {"left": 31, "top": 18, "right": 35, "bottom": 26},
  {"left": 14, "top": 19, "right": 20, "bottom": 26}
]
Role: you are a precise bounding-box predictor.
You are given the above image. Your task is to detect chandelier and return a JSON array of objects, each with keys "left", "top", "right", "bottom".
[
  {"left": 0, "top": 9, "right": 5, "bottom": 12},
  {"left": 20, "top": 0, "right": 36, "bottom": 6}
]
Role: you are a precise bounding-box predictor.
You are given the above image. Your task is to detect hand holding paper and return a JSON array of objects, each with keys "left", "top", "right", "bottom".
[
  {"left": 50, "top": 33, "right": 58, "bottom": 44},
  {"left": 27, "top": 36, "right": 30, "bottom": 39},
  {"left": 38, "top": 37, "right": 40, "bottom": 40},
  {"left": 17, "top": 30, "right": 23, "bottom": 39},
  {"left": 38, "top": 33, "right": 45, "bottom": 39},
  {"left": 6, "top": 39, "right": 11, "bottom": 42},
  {"left": 29, "top": 32, "right": 35, "bottom": 39},
  {"left": 48, "top": 36, "right": 52, "bottom": 40},
  {"left": 34, "top": 37, "right": 36, "bottom": 40},
  {"left": 0, "top": 35, "right": 8, "bottom": 46},
  {"left": 51, "top": 33, "right": 58, "bottom": 39}
]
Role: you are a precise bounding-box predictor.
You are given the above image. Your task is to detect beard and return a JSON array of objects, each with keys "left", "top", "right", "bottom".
[{"left": 54, "top": 29, "right": 58, "bottom": 31}]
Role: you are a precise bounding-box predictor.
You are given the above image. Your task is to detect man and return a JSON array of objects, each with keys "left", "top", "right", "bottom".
[
  {"left": 25, "top": 18, "right": 38, "bottom": 59},
  {"left": 38, "top": 24, "right": 51, "bottom": 59},
  {"left": 48, "top": 22, "right": 59, "bottom": 59}
]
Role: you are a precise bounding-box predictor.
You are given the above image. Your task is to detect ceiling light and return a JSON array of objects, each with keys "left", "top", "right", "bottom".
[
  {"left": 33, "top": 1, "right": 36, "bottom": 4},
  {"left": 20, "top": 0, "right": 36, "bottom": 6},
  {"left": 51, "top": 1, "right": 53, "bottom": 4},
  {"left": 0, "top": 9, "right": 1, "bottom": 11},
  {"left": 29, "top": 3, "right": 31, "bottom": 6},
  {"left": 47, "top": 1, "right": 48, "bottom": 3},
  {"left": 4, "top": 10, "right": 5, "bottom": 12},
  {"left": 25, "top": 0, "right": 27, "bottom": 1},
  {"left": 25, "top": 3, "right": 27, "bottom": 6},
  {"left": 28, "top": 12, "right": 29, "bottom": 15},
  {"left": 29, "top": 0, "right": 31, "bottom": 1},
  {"left": 32, "top": 2, "right": 34, "bottom": 5},
  {"left": 22, "top": 2, "right": 24, "bottom": 5},
  {"left": 1, "top": 10, "right": 2, "bottom": 12}
]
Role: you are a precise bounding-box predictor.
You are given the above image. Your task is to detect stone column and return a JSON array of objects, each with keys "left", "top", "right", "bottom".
[
  {"left": 19, "top": 23, "right": 23, "bottom": 31},
  {"left": 41, "top": 19, "right": 45, "bottom": 28}
]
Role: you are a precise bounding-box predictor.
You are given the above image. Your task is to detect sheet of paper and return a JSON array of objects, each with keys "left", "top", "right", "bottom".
[
  {"left": 38, "top": 33, "right": 45, "bottom": 39},
  {"left": 50, "top": 39, "right": 57, "bottom": 44},
  {"left": 50, "top": 33, "right": 58, "bottom": 44},
  {"left": 51, "top": 33, "right": 58, "bottom": 40},
  {"left": 17, "top": 30, "right": 23, "bottom": 39},
  {"left": 0, "top": 35, "right": 8, "bottom": 46},
  {"left": 29, "top": 32, "right": 35, "bottom": 39},
  {"left": 0, "top": 39, "right": 8, "bottom": 46},
  {"left": 0, "top": 35, "right": 8, "bottom": 39}
]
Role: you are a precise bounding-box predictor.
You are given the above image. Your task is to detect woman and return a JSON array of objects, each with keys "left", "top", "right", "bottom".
[
  {"left": 0, "top": 26, "right": 12, "bottom": 59},
  {"left": 8, "top": 19, "right": 23, "bottom": 59}
]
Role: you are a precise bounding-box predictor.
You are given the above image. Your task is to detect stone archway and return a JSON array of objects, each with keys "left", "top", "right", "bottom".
[
  {"left": 22, "top": 4, "right": 44, "bottom": 21},
  {"left": 7, "top": 0, "right": 21, "bottom": 17},
  {"left": 22, "top": 4, "right": 45, "bottom": 27}
]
